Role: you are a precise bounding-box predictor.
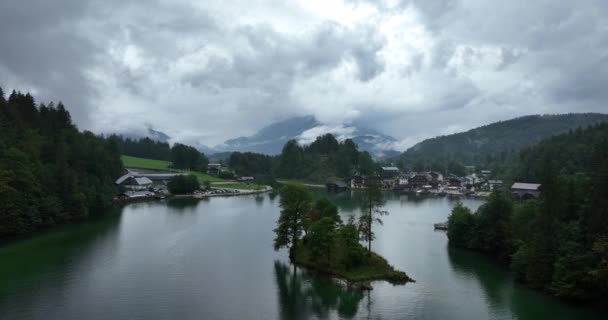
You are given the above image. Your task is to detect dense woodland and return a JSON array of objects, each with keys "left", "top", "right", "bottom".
[
  {"left": 0, "top": 88, "right": 123, "bottom": 240},
  {"left": 399, "top": 114, "right": 608, "bottom": 173},
  {"left": 110, "top": 135, "right": 172, "bottom": 161},
  {"left": 447, "top": 123, "right": 608, "bottom": 303},
  {"left": 274, "top": 134, "right": 377, "bottom": 182}
]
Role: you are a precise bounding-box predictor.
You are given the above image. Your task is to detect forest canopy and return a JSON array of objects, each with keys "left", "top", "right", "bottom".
[{"left": 0, "top": 88, "right": 124, "bottom": 240}]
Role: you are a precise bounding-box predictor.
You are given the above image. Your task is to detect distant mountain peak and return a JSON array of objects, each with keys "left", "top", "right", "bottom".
[{"left": 215, "top": 115, "right": 399, "bottom": 157}]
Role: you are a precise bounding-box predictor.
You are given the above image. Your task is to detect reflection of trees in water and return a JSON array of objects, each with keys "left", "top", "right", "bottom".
[
  {"left": 255, "top": 194, "right": 264, "bottom": 206},
  {"left": 447, "top": 246, "right": 599, "bottom": 320},
  {"left": 447, "top": 245, "right": 512, "bottom": 310},
  {"left": 0, "top": 213, "right": 121, "bottom": 302},
  {"left": 273, "top": 261, "right": 363, "bottom": 319},
  {"left": 166, "top": 197, "right": 203, "bottom": 210}
]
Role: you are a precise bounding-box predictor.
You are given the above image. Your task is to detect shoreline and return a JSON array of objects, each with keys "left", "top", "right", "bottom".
[
  {"left": 292, "top": 248, "right": 414, "bottom": 290},
  {"left": 114, "top": 185, "right": 273, "bottom": 205}
]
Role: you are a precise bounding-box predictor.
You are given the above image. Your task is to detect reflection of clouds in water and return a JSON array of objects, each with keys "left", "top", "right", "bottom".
[{"left": 273, "top": 261, "right": 364, "bottom": 320}]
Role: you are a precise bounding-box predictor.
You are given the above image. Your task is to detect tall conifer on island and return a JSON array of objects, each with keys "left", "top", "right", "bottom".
[
  {"left": 273, "top": 184, "right": 313, "bottom": 259},
  {"left": 358, "top": 177, "right": 387, "bottom": 256}
]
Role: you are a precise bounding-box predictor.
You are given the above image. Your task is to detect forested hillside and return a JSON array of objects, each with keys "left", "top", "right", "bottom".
[
  {"left": 447, "top": 123, "right": 608, "bottom": 302},
  {"left": 0, "top": 88, "right": 123, "bottom": 240},
  {"left": 400, "top": 113, "right": 608, "bottom": 170},
  {"left": 513, "top": 122, "right": 608, "bottom": 182}
]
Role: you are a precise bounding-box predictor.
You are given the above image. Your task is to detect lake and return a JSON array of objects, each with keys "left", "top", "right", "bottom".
[{"left": 0, "top": 191, "right": 599, "bottom": 319}]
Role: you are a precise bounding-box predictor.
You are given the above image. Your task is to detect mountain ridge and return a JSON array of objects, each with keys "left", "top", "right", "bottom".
[{"left": 399, "top": 113, "right": 608, "bottom": 168}]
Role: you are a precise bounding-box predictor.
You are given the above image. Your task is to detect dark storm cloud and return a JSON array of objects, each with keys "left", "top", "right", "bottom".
[
  {"left": 1, "top": 0, "right": 607, "bottom": 149},
  {"left": 0, "top": 0, "right": 100, "bottom": 127}
]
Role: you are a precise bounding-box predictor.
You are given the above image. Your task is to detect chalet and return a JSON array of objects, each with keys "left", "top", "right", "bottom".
[
  {"left": 207, "top": 163, "right": 222, "bottom": 175},
  {"left": 115, "top": 175, "right": 153, "bottom": 191},
  {"left": 396, "top": 175, "right": 409, "bottom": 189},
  {"left": 382, "top": 179, "right": 397, "bottom": 190},
  {"left": 237, "top": 176, "right": 254, "bottom": 182},
  {"left": 480, "top": 170, "right": 492, "bottom": 177},
  {"left": 488, "top": 180, "right": 503, "bottom": 190},
  {"left": 351, "top": 175, "right": 383, "bottom": 189},
  {"left": 409, "top": 173, "right": 432, "bottom": 189},
  {"left": 511, "top": 182, "right": 541, "bottom": 199},
  {"left": 351, "top": 175, "right": 366, "bottom": 189},
  {"left": 448, "top": 176, "right": 464, "bottom": 188},
  {"left": 380, "top": 166, "right": 401, "bottom": 178},
  {"left": 326, "top": 181, "right": 348, "bottom": 192},
  {"left": 429, "top": 171, "right": 444, "bottom": 183}
]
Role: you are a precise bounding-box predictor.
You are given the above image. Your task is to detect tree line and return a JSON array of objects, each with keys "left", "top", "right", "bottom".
[
  {"left": 226, "top": 134, "right": 378, "bottom": 182},
  {"left": 109, "top": 135, "right": 210, "bottom": 172},
  {"left": 109, "top": 135, "right": 171, "bottom": 161},
  {"left": 0, "top": 88, "right": 124, "bottom": 241},
  {"left": 447, "top": 123, "right": 608, "bottom": 303}
]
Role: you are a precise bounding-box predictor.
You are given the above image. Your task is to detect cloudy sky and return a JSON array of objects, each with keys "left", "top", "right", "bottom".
[{"left": 1, "top": 0, "right": 607, "bottom": 150}]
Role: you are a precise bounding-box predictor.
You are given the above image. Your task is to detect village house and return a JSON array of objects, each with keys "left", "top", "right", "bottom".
[
  {"left": 395, "top": 174, "right": 409, "bottom": 190},
  {"left": 326, "top": 181, "right": 348, "bottom": 192},
  {"left": 511, "top": 182, "right": 541, "bottom": 199},
  {"left": 351, "top": 175, "right": 366, "bottom": 189},
  {"left": 207, "top": 163, "right": 222, "bottom": 175},
  {"left": 429, "top": 171, "right": 444, "bottom": 184},
  {"left": 237, "top": 176, "right": 254, "bottom": 182},
  {"left": 115, "top": 175, "right": 153, "bottom": 191},
  {"left": 488, "top": 180, "right": 503, "bottom": 190},
  {"left": 380, "top": 166, "right": 401, "bottom": 178},
  {"left": 409, "top": 173, "right": 432, "bottom": 189},
  {"left": 447, "top": 176, "right": 464, "bottom": 188}
]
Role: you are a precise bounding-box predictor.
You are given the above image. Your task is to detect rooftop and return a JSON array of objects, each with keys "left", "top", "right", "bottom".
[
  {"left": 511, "top": 182, "right": 541, "bottom": 191},
  {"left": 381, "top": 166, "right": 400, "bottom": 171}
]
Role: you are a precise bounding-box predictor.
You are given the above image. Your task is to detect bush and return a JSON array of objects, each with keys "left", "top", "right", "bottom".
[
  {"left": 167, "top": 175, "right": 200, "bottom": 194},
  {"left": 218, "top": 170, "right": 235, "bottom": 180},
  {"left": 447, "top": 202, "right": 475, "bottom": 248}
]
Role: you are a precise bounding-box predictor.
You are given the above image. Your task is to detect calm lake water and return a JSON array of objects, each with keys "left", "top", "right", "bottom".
[{"left": 0, "top": 191, "right": 599, "bottom": 320}]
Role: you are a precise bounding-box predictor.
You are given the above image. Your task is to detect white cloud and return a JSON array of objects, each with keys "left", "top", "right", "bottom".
[
  {"left": 1, "top": 0, "right": 607, "bottom": 149},
  {"left": 297, "top": 125, "right": 357, "bottom": 145}
]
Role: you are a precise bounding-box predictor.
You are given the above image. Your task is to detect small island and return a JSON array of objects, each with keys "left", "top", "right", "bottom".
[{"left": 273, "top": 183, "right": 413, "bottom": 288}]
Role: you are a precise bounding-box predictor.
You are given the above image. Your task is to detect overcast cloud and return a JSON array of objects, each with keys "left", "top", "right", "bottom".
[{"left": 1, "top": 0, "right": 607, "bottom": 150}]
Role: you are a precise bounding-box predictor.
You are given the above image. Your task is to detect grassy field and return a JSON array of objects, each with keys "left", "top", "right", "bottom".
[
  {"left": 121, "top": 155, "right": 223, "bottom": 182},
  {"left": 121, "top": 155, "right": 172, "bottom": 170}
]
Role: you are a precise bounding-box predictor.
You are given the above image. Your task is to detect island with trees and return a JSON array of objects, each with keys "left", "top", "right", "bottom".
[{"left": 273, "top": 182, "right": 412, "bottom": 288}]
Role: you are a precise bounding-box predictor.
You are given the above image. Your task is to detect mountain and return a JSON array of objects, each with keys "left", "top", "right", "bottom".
[
  {"left": 215, "top": 115, "right": 399, "bottom": 158},
  {"left": 219, "top": 116, "right": 319, "bottom": 154},
  {"left": 399, "top": 113, "right": 608, "bottom": 168},
  {"left": 115, "top": 127, "right": 171, "bottom": 143}
]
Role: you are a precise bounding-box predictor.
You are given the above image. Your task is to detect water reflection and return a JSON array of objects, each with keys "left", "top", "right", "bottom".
[
  {"left": 255, "top": 194, "right": 265, "bottom": 206},
  {"left": 273, "top": 261, "right": 364, "bottom": 319},
  {"left": 166, "top": 197, "right": 203, "bottom": 211},
  {"left": 0, "top": 213, "right": 121, "bottom": 308},
  {"left": 447, "top": 245, "right": 512, "bottom": 310}
]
